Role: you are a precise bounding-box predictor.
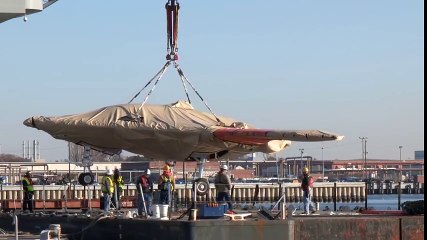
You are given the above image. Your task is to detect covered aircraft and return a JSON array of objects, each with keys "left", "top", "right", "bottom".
[{"left": 23, "top": 100, "right": 343, "bottom": 161}]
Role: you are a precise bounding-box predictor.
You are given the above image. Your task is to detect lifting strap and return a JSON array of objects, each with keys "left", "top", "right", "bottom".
[
  {"left": 128, "top": 60, "right": 224, "bottom": 126},
  {"left": 128, "top": 61, "right": 171, "bottom": 104},
  {"left": 173, "top": 62, "right": 224, "bottom": 125},
  {"left": 128, "top": 1, "right": 224, "bottom": 126}
]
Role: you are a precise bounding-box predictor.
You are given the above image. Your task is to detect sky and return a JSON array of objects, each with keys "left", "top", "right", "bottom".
[{"left": 0, "top": 0, "right": 424, "bottom": 162}]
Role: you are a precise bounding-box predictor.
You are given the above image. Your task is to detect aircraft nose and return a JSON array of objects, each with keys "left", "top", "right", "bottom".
[{"left": 23, "top": 117, "right": 41, "bottom": 129}]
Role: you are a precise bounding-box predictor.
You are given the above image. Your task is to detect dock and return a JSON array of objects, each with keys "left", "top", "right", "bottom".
[{"left": 0, "top": 209, "right": 423, "bottom": 240}]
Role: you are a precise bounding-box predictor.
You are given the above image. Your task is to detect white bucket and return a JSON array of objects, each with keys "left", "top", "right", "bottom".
[
  {"left": 153, "top": 204, "right": 160, "bottom": 218},
  {"left": 160, "top": 204, "right": 169, "bottom": 218},
  {"left": 190, "top": 209, "right": 198, "bottom": 221}
]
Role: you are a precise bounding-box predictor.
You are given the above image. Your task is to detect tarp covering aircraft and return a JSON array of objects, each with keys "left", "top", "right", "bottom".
[{"left": 24, "top": 100, "right": 343, "bottom": 160}]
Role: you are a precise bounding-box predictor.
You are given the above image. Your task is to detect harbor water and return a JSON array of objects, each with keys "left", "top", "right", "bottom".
[{"left": 281, "top": 194, "right": 425, "bottom": 211}]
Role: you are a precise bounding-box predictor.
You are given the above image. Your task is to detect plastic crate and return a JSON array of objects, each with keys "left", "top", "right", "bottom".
[{"left": 197, "top": 204, "right": 227, "bottom": 219}]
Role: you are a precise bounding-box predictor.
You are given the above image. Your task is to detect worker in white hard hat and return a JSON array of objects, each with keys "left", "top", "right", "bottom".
[
  {"left": 214, "top": 165, "right": 234, "bottom": 213},
  {"left": 136, "top": 169, "right": 153, "bottom": 217},
  {"left": 101, "top": 169, "right": 114, "bottom": 212}
]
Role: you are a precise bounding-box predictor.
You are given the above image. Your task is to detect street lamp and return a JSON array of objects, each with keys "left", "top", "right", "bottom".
[
  {"left": 359, "top": 137, "right": 368, "bottom": 179},
  {"left": 322, "top": 147, "right": 325, "bottom": 182},
  {"left": 399, "top": 146, "right": 403, "bottom": 182},
  {"left": 299, "top": 148, "right": 304, "bottom": 174}
]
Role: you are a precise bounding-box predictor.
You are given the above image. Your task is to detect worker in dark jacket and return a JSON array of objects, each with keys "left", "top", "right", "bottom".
[
  {"left": 301, "top": 167, "right": 315, "bottom": 214},
  {"left": 22, "top": 171, "right": 35, "bottom": 213},
  {"left": 214, "top": 165, "right": 233, "bottom": 213},
  {"left": 136, "top": 169, "right": 153, "bottom": 216}
]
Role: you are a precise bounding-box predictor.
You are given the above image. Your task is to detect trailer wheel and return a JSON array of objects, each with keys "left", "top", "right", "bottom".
[
  {"left": 78, "top": 172, "right": 94, "bottom": 186},
  {"left": 193, "top": 178, "right": 209, "bottom": 196}
]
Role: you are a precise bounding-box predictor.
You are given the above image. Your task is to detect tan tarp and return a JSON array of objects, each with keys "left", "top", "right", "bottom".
[{"left": 24, "top": 100, "right": 341, "bottom": 160}]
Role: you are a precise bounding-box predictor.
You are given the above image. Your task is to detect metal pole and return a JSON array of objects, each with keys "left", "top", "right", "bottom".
[
  {"left": 359, "top": 137, "right": 367, "bottom": 179},
  {"left": 299, "top": 149, "right": 304, "bottom": 173},
  {"left": 68, "top": 142, "right": 72, "bottom": 201},
  {"left": 322, "top": 147, "right": 325, "bottom": 182},
  {"left": 184, "top": 173, "right": 188, "bottom": 208},
  {"left": 138, "top": 183, "right": 147, "bottom": 218},
  {"left": 293, "top": 157, "right": 296, "bottom": 176},
  {"left": 114, "top": 184, "right": 118, "bottom": 212},
  {"left": 365, "top": 182, "right": 368, "bottom": 209},
  {"left": 13, "top": 214, "right": 18, "bottom": 240},
  {"left": 43, "top": 183, "right": 46, "bottom": 212},
  {"left": 399, "top": 146, "right": 403, "bottom": 182},
  {"left": 364, "top": 139, "right": 368, "bottom": 179},
  {"left": 333, "top": 182, "right": 337, "bottom": 211},
  {"left": 398, "top": 181, "right": 401, "bottom": 210},
  {"left": 63, "top": 184, "right": 68, "bottom": 213}
]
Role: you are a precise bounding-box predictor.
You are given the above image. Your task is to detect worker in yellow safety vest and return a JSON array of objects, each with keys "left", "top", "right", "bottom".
[
  {"left": 112, "top": 168, "right": 125, "bottom": 209},
  {"left": 101, "top": 169, "right": 114, "bottom": 212},
  {"left": 22, "top": 171, "right": 35, "bottom": 213},
  {"left": 158, "top": 165, "right": 175, "bottom": 204}
]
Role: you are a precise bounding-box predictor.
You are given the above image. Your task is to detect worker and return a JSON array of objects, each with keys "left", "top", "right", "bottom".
[
  {"left": 158, "top": 165, "right": 175, "bottom": 205},
  {"left": 101, "top": 169, "right": 114, "bottom": 212},
  {"left": 112, "top": 168, "right": 125, "bottom": 210},
  {"left": 22, "top": 171, "right": 34, "bottom": 213},
  {"left": 301, "top": 167, "right": 315, "bottom": 214},
  {"left": 214, "top": 165, "right": 233, "bottom": 213},
  {"left": 136, "top": 169, "right": 153, "bottom": 216}
]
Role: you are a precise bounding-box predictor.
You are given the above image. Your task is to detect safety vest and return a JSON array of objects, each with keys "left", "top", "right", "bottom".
[
  {"left": 22, "top": 177, "right": 34, "bottom": 192},
  {"left": 301, "top": 175, "right": 313, "bottom": 191},
  {"left": 160, "top": 175, "right": 174, "bottom": 191},
  {"left": 101, "top": 176, "right": 114, "bottom": 194},
  {"left": 115, "top": 176, "right": 124, "bottom": 190}
]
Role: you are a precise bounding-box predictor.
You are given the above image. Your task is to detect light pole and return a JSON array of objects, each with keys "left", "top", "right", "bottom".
[
  {"left": 399, "top": 146, "right": 403, "bottom": 181},
  {"left": 299, "top": 148, "right": 304, "bottom": 175},
  {"left": 322, "top": 147, "right": 325, "bottom": 182},
  {"left": 359, "top": 137, "right": 368, "bottom": 179}
]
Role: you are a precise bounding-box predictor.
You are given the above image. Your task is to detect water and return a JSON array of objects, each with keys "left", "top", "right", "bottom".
[
  {"left": 255, "top": 194, "right": 424, "bottom": 211},
  {"left": 310, "top": 194, "right": 423, "bottom": 211}
]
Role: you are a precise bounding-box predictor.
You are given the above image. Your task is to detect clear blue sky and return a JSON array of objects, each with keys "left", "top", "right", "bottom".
[{"left": 0, "top": 0, "right": 424, "bottom": 161}]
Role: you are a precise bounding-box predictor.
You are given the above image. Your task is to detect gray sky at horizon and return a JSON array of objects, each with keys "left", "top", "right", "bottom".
[{"left": 0, "top": 0, "right": 424, "bottom": 162}]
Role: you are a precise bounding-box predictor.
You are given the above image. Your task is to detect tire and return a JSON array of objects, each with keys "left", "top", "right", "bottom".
[
  {"left": 78, "top": 172, "right": 94, "bottom": 186},
  {"left": 193, "top": 178, "right": 209, "bottom": 196}
]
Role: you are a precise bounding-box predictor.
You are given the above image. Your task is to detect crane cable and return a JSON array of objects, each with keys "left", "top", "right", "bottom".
[
  {"left": 128, "top": 0, "right": 224, "bottom": 126},
  {"left": 166, "top": 0, "right": 180, "bottom": 61},
  {"left": 135, "top": 61, "right": 171, "bottom": 113},
  {"left": 173, "top": 62, "right": 225, "bottom": 126},
  {"left": 128, "top": 61, "right": 171, "bottom": 104}
]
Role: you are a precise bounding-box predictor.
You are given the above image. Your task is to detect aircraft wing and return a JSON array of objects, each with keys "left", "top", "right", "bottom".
[
  {"left": 213, "top": 128, "right": 344, "bottom": 145},
  {"left": 74, "top": 141, "right": 122, "bottom": 156}
]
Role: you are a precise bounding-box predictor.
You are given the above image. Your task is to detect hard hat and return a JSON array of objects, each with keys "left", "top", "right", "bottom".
[
  {"left": 303, "top": 167, "right": 309, "bottom": 173},
  {"left": 220, "top": 165, "right": 228, "bottom": 170},
  {"left": 163, "top": 165, "right": 170, "bottom": 171},
  {"left": 106, "top": 169, "right": 113, "bottom": 175},
  {"left": 145, "top": 169, "right": 151, "bottom": 175}
]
